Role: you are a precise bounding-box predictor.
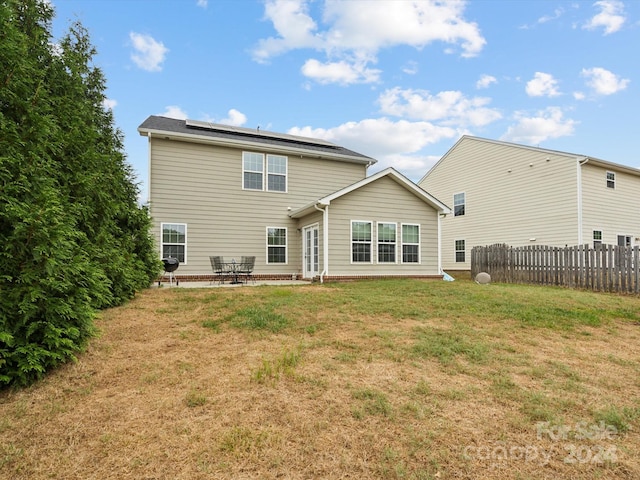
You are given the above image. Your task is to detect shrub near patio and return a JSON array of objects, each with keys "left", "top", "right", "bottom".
[{"left": 1, "top": 279, "right": 639, "bottom": 479}]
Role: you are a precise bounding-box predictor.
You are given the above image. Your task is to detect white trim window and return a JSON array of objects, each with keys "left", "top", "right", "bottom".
[
  {"left": 401, "top": 224, "right": 420, "bottom": 263},
  {"left": 617, "top": 235, "right": 631, "bottom": 247},
  {"left": 267, "top": 154, "right": 287, "bottom": 192},
  {"left": 593, "top": 230, "right": 603, "bottom": 247},
  {"left": 377, "top": 222, "right": 397, "bottom": 263},
  {"left": 606, "top": 171, "right": 615, "bottom": 189},
  {"left": 455, "top": 239, "right": 466, "bottom": 263},
  {"left": 161, "top": 223, "right": 186, "bottom": 263},
  {"left": 267, "top": 227, "right": 287, "bottom": 264},
  {"left": 243, "top": 152, "right": 264, "bottom": 190},
  {"left": 351, "top": 221, "right": 372, "bottom": 263},
  {"left": 454, "top": 192, "right": 465, "bottom": 216},
  {"left": 243, "top": 152, "right": 287, "bottom": 192}
]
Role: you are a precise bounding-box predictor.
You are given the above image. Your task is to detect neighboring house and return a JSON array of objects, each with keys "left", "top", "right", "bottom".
[
  {"left": 419, "top": 135, "right": 640, "bottom": 271},
  {"left": 139, "top": 116, "right": 450, "bottom": 281}
]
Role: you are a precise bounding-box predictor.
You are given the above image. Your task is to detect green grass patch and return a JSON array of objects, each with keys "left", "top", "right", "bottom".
[
  {"left": 412, "top": 325, "right": 490, "bottom": 365},
  {"left": 227, "top": 306, "right": 290, "bottom": 332},
  {"left": 252, "top": 348, "right": 302, "bottom": 383}
]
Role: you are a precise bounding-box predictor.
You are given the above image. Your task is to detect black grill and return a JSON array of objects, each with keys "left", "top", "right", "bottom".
[{"left": 159, "top": 257, "right": 180, "bottom": 286}]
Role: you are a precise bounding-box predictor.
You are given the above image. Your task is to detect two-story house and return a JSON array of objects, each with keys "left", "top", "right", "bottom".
[
  {"left": 139, "top": 116, "right": 450, "bottom": 281},
  {"left": 419, "top": 135, "right": 640, "bottom": 271}
]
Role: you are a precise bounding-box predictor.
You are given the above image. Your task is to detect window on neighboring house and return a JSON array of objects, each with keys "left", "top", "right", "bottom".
[
  {"left": 161, "top": 223, "right": 186, "bottom": 263},
  {"left": 455, "top": 239, "right": 466, "bottom": 263},
  {"left": 454, "top": 192, "right": 465, "bottom": 216},
  {"left": 617, "top": 235, "right": 631, "bottom": 247},
  {"left": 401, "top": 224, "right": 420, "bottom": 263},
  {"left": 267, "top": 227, "right": 287, "bottom": 263},
  {"left": 593, "top": 230, "right": 602, "bottom": 247},
  {"left": 377, "top": 222, "right": 396, "bottom": 263},
  {"left": 351, "top": 221, "right": 372, "bottom": 263},
  {"left": 243, "top": 152, "right": 288, "bottom": 192},
  {"left": 606, "top": 171, "right": 615, "bottom": 189}
]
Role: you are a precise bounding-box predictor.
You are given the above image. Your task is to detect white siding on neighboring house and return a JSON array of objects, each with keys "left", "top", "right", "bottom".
[
  {"left": 420, "top": 137, "right": 580, "bottom": 270},
  {"left": 581, "top": 163, "right": 640, "bottom": 247}
]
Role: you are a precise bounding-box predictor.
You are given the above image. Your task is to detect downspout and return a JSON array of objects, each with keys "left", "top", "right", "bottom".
[
  {"left": 314, "top": 203, "right": 329, "bottom": 283},
  {"left": 147, "top": 132, "right": 152, "bottom": 207},
  {"left": 438, "top": 212, "right": 443, "bottom": 274},
  {"left": 577, "top": 157, "right": 589, "bottom": 245}
]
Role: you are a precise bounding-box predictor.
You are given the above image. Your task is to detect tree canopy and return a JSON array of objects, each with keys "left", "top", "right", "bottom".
[{"left": 0, "top": 0, "right": 161, "bottom": 387}]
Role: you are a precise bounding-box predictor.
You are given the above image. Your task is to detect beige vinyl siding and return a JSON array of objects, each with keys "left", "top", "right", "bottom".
[
  {"left": 325, "top": 176, "right": 440, "bottom": 276},
  {"left": 150, "top": 138, "right": 366, "bottom": 276},
  {"left": 420, "top": 137, "right": 580, "bottom": 270},
  {"left": 581, "top": 163, "right": 640, "bottom": 246}
]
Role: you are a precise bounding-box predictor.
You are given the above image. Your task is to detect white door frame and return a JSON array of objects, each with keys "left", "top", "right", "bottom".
[{"left": 302, "top": 224, "right": 319, "bottom": 279}]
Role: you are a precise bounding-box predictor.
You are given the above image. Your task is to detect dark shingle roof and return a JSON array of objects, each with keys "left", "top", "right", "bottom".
[{"left": 138, "top": 116, "right": 375, "bottom": 165}]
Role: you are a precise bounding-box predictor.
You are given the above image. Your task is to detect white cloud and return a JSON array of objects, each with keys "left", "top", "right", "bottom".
[
  {"left": 253, "top": 0, "right": 485, "bottom": 85},
  {"left": 583, "top": 0, "right": 625, "bottom": 35},
  {"left": 301, "top": 58, "right": 381, "bottom": 85},
  {"left": 219, "top": 109, "right": 247, "bottom": 126},
  {"left": 288, "top": 117, "right": 458, "bottom": 179},
  {"left": 501, "top": 107, "right": 577, "bottom": 144},
  {"left": 476, "top": 74, "right": 497, "bottom": 89},
  {"left": 103, "top": 98, "right": 117, "bottom": 110},
  {"left": 129, "top": 32, "right": 168, "bottom": 72},
  {"left": 573, "top": 91, "right": 586, "bottom": 100},
  {"left": 402, "top": 61, "right": 419, "bottom": 75},
  {"left": 160, "top": 106, "right": 188, "bottom": 120},
  {"left": 196, "top": 0, "right": 208, "bottom": 7},
  {"left": 526, "top": 72, "right": 561, "bottom": 97},
  {"left": 581, "top": 67, "right": 629, "bottom": 95},
  {"left": 378, "top": 87, "right": 502, "bottom": 127}
]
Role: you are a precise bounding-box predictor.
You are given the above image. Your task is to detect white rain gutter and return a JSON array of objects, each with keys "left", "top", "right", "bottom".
[
  {"left": 314, "top": 203, "right": 329, "bottom": 283},
  {"left": 577, "top": 157, "right": 589, "bottom": 245}
]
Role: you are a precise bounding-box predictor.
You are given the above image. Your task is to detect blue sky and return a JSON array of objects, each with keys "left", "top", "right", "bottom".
[{"left": 50, "top": 0, "right": 639, "bottom": 202}]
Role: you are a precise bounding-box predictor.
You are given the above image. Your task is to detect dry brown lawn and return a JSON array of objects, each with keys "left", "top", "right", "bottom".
[{"left": 1, "top": 280, "right": 639, "bottom": 479}]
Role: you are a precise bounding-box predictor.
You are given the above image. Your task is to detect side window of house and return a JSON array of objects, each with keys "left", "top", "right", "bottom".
[
  {"left": 161, "top": 223, "right": 186, "bottom": 263},
  {"left": 454, "top": 192, "right": 465, "bottom": 216},
  {"left": 243, "top": 152, "right": 287, "bottom": 192},
  {"left": 377, "top": 222, "right": 396, "bottom": 263},
  {"left": 455, "top": 239, "right": 465, "bottom": 263},
  {"left": 351, "top": 221, "right": 372, "bottom": 263},
  {"left": 606, "top": 171, "right": 615, "bottom": 189},
  {"left": 401, "top": 224, "right": 420, "bottom": 263},
  {"left": 617, "top": 235, "right": 631, "bottom": 247},
  {"left": 593, "top": 230, "right": 602, "bottom": 247},
  {"left": 267, "top": 227, "right": 287, "bottom": 263}
]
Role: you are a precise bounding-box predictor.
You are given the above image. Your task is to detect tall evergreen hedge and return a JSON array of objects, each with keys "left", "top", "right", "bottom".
[{"left": 0, "top": 0, "right": 161, "bottom": 387}]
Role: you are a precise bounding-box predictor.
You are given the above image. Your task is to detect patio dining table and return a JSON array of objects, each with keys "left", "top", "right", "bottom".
[{"left": 223, "top": 261, "right": 244, "bottom": 284}]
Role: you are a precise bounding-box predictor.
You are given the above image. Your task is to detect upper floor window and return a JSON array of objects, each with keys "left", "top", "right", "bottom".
[
  {"left": 161, "top": 223, "right": 186, "bottom": 263},
  {"left": 606, "top": 171, "right": 615, "bottom": 189},
  {"left": 243, "top": 152, "right": 287, "bottom": 192},
  {"left": 267, "top": 227, "right": 287, "bottom": 263},
  {"left": 401, "top": 224, "right": 420, "bottom": 263},
  {"left": 593, "top": 230, "right": 602, "bottom": 247},
  {"left": 377, "top": 222, "right": 396, "bottom": 263},
  {"left": 454, "top": 192, "right": 465, "bottom": 216},
  {"left": 455, "top": 239, "right": 465, "bottom": 263},
  {"left": 351, "top": 221, "right": 372, "bottom": 263}
]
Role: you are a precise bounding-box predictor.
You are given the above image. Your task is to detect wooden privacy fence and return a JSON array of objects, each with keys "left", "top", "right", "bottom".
[{"left": 471, "top": 243, "right": 640, "bottom": 295}]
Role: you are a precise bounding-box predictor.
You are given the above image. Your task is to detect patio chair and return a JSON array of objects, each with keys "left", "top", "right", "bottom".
[
  {"left": 210, "top": 256, "right": 229, "bottom": 285},
  {"left": 238, "top": 256, "right": 255, "bottom": 284}
]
